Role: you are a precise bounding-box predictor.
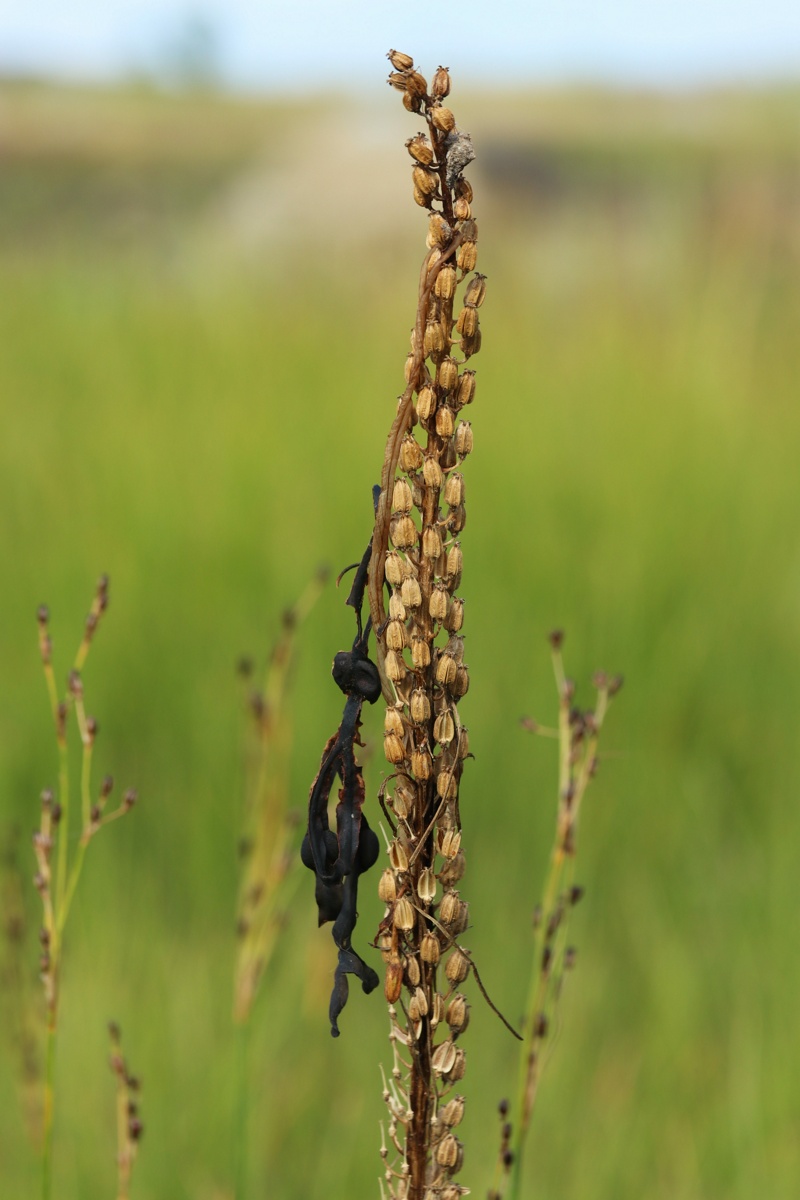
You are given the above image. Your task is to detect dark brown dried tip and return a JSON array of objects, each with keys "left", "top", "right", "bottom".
[
  {"left": 96, "top": 573, "right": 109, "bottom": 603},
  {"left": 519, "top": 716, "right": 538, "bottom": 733},
  {"left": 548, "top": 629, "right": 564, "bottom": 650},
  {"left": 128, "top": 1118, "right": 144, "bottom": 1141},
  {"left": 101, "top": 774, "right": 114, "bottom": 798},
  {"left": 608, "top": 673, "right": 624, "bottom": 696},
  {"left": 592, "top": 670, "right": 608, "bottom": 689},
  {"left": 51, "top": 803, "right": 63, "bottom": 825},
  {"left": 85, "top": 716, "right": 98, "bottom": 741},
  {"left": 108, "top": 1021, "right": 121, "bottom": 1043},
  {"left": 37, "top": 605, "right": 49, "bottom": 626},
  {"left": 564, "top": 946, "right": 577, "bottom": 969},
  {"left": 569, "top": 884, "right": 584, "bottom": 906},
  {"left": 502, "top": 1149, "right": 515, "bottom": 1168},
  {"left": 40, "top": 788, "right": 54, "bottom": 810},
  {"left": 236, "top": 655, "right": 254, "bottom": 678},
  {"left": 498, "top": 1098, "right": 509, "bottom": 1117},
  {"left": 123, "top": 789, "right": 137, "bottom": 810},
  {"left": 534, "top": 1012, "right": 549, "bottom": 1038}
]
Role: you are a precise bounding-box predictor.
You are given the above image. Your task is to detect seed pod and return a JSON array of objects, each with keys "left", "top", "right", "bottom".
[
  {"left": 389, "top": 590, "right": 406, "bottom": 622},
  {"left": 440, "top": 890, "right": 460, "bottom": 925},
  {"left": 460, "top": 327, "right": 482, "bottom": 358},
  {"left": 423, "top": 525, "right": 443, "bottom": 560},
  {"left": 456, "top": 177, "right": 473, "bottom": 203},
  {"left": 454, "top": 197, "right": 471, "bottom": 221},
  {"left": 433, "top": 709, "right": 455, "bottom": 746},
  {"left": 453, "top": 665, "right": 470, "bottom": 697},
  {"left": 411, "top": 746, "right": 433, "bottom": 780},
  {"left": 445, "top": 1047, "right": 466, "bottom": 1083},
  {"left": 392, "top": 778, "right": 414, "bottom": 820},
  {"left": 456, "top": 726, "right": 470, "bottom": 758},
  {"left": 413, "top": 164, "right": 438, "bottom": 196},
  {"left": 432, "top": 1039, "right": 457, "bottom": 1076},
  {"left": 378, "top": 869, "right": 397, "bottom": 904},
  {"left": 410, "top": 688, "right": 431, "bottom": 724},
  {"left": 394, "top": 897, "right": 415, "bottom": 931},
  {"left": 437, "top": 770, "right": 458, "bottom": 801},
  {"left": 385, "top": 649, "right": 406, "bottom": 682},
  {"left": 399, "top": 433, "right": 424, "bottom": 472},
  {"left": 404, "top": 352, "right": 415, "bottom": 382},
  {"left": 429, "top": 583, "right": 449, "bottom": 622},
  {"left": 438, "top": 848, "right": 466, "bottom": 886},
  {"left": 423, "top": 319, "right": 446, "bottom": 356},
  {"left": 385, "top": 551, "right": 405, "bottom": 587},
  {"left": 418, "top": 867, "right": 437, "bottom": 904},
  {"left": 447, "top": 504, "right": 467, "bottom": 533},
  {"left": 455, "top": 307, "right": 479, "bottom": 337},
  {"left": 436, "top": 652, "right": 458, "bottom": 687},
  {"left": 454, "top": 421, "right": 473, "bottom": 458},
  {"left": 431, "top": 105, "right": 456, "bottom": 133},
  {"left": 464, "top": 272, "right": 487, "bottom": 307},
  {"left": 384, "top": 732, "right": 405, "bottom": 765},
  {"left": 405, "top": 955, "right": 421, "bottom": 988},
  {"left": 413, "top": 184, "right": 430, "bottom": 208},
  {"left": 406, "top": 133, "right": 434, "bottom": 164},
  {"left": 444, "top": 597, "right": 464, "bottom": 633},
  {"left": 406, "top": 70, "right": 428, "bottom": 100},
  {"left": 401, "top": 576, "right": 422, "bottom": 608},
  {"left": 456, "top": 241, "right": 478, "bottom": 272},
  {"left": 388, "top": 49, "right": 414, "bottom": 71},
  {"left": 427, "top": 213, "right": 452, "bottom": 249},
  {"left": 438, "top": 356, "right": 458, "bottom": 392},
  {"left": 437, "top": 1134, "right": 461, "bottom": 1170},
  {"left": 386, "top": 619, "right": 408, "bottom": 651},
  {"left": 422, "top": 455, "right": 443, "bottom": 491},
  {"left": 416, "top": 384, "right": 437, "bottom": 422},
  {"left": 392, "top": 478, "right": 413, "bottom": 514},
  {"left": 443, "top": 472, "right": 464, "bottom": 508},
  {"left": 420, "top": 931, "right": 441, "bottom": 964},
  {"left": 441, "top": 439, "right": 457, "bottom": 472},
  {"left": 455, "top": 370, "right": 476, "bottom": 407},
  {"left": 384, "top": 958, "right": 404, "bottom": 1003},
  {"left": 441, "top": 1096, "right": 465, "bottom": 1128},
  {"left": 390, "top": 514, "right": 418, "bottom": 551},
  {"left": 439, "top": 828, "right": 462, "bottom": 858},
  {"left": 436, "top": 406, "right": 455, "bottom": 439},
  {"left": 387, "top": 71, "right": 409, "bottom": 92},
  {"left": 411, "top": 635, "right": 431, "bottom": 669},
  {"left": 384, "top": 707, "right": 404, "bottom": 737},
  {"left": 431, "top": 991, "right": 445, "bottom": 1025},
  {"left": 434, "top": 264, "right": 457, "bottom": 300},
  {"left": 390, "top": 837, "right": 409, "bottom": 871},
  {"left": 431, "top": 65, "right": 451, "bottom": 98}
]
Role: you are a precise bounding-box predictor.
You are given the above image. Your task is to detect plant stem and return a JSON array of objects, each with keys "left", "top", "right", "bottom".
[
  {"left": 233, "top": 1017, "right": 252, "bottom": 1200},
  {"left": 41, "top": 1005, "right": 57, "bottom": 1200}
]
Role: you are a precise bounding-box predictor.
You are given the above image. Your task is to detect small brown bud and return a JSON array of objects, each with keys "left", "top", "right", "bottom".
[
  {"left": 386, "top": 619, "right": 408, "bottom": 652},
  {"left": 411, "top": 635, "right": 431, "bottom": 669},
  {"left": 392, "top": 478, "right": 413, "bottom": 514},
  {"left": 413, "top": 165, "right": 438, "bottom": 196},
  {"left": 455, "top": 307, "right": 479, "bottom": 337},
  {"left": 379, "top": 869, "right": 397, "bottom": 904},
  {"left": 388, "top": 49, "right": 414, "bottom": 71},
  {"left": 406, "top": 133, "right": 433, "bottom": 165},
  {"left": 443, "top": 472, "right": 465, "bottom": 508},
  {"left": 429, "top": 583, "right": 449, "bottom": 622},
  {"left": 394, "top": 897, "right": 415, "bottom": 931},
  {"left": 389, "top": 590, "right": 407, "bottom": 621},
  {"left": 435, "top": 265, "right": 457, "bottom": 300},
  {"left": 423, "top": 525, "right": 443, "bottom": 560},
  {"left": 433, "top": 709, "right": 455, "bottom": 746},
  {"left": 421, "top": 932, "right": 441, "bottom": 964},
  {"left": 385, "top": 649, "right": 407, "bottom": 682},
  {"left": 454, "top": 421, "right": 473, "bottom": 458},
  {"left": 444, "top": 597, "right": 464, "bottom": 633},
  {"left": 431, "top": 65, "right": 451, "bottom": 98},
  {"left": 399, "top": 434, "right": 424, "bottom": 472},
  {"left": 401, "top": 576, "right": 422, "bottom": 608},
  {"left": 411, "top": 746, "right": 433, "bottom": 780},
  {"left": 390, "top": 515, "right": 418, "bottom": 551},
  {"left": 456, "top": 241, "right": 478, "bottom": 272},
  {"left": 455, "top": 371, "right": 476, "bottom": 407},
  {"left": 435, "top": 406, "right": 455, "bottom": 439},
  {"left": 432, "top": 1039, "right": 457, "bottom": 1075},
  {"left": 431, "top": 105, "right": 456, "bottom": 133},
  {"left": 438, "top": 356, "right": 459, "bottom": 392},
  {"left": 418, "top": 868, "right": 437, "bottom": 904},
  {"left": 385, "top": 959, "right": 404, "bottom": 1003}
]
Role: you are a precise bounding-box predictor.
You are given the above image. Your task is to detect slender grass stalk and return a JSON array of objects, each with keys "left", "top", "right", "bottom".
[{"left": 108, "top": 1022, "right": 143, "bottom": 1200}]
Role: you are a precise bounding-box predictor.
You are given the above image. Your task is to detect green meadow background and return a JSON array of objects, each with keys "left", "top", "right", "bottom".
[{"left": 2, "top": 76, "right": 799, "bottom": 1198}]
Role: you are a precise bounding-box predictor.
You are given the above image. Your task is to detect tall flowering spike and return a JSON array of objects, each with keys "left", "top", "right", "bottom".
[{"left": 371, "top": 53, "right": 483, "bottom": 1200}]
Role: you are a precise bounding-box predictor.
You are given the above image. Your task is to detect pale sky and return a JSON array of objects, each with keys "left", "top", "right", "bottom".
[{"left": 3, "top": 0, "right": 800, "bottom": 89}]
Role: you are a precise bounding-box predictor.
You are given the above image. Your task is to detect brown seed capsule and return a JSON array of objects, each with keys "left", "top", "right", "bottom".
[
  {"left": 394, "top": 897, "right": 415, "bottom": 931},
  {"left": 455, "top": 307, "right": 479, "bottom": 337},
  {"left": 387, "top": 71, "right": 409, "bottom": 91},
  {"left": 454, "top": 421, "right": 473, "bottom": 458},
  {"left": 436, "top": 652, "right": 458, "bottom": 687},
  {"left": 416, "top": 384, "right": 437, "bottom": 422},
  {"left": 392, "top": 478, "right": 413, "bottom": 514},
  {"left": 433, "top": 709, "right": 455, "bottom": 746},
  {"left": 464, "top": 272, "right": 487, "bottom": 307},
  {"left": 385, "top": 649, "right": 407, "bottom": 682},
  {"left": 418, "top": 867, "right": 437, "bottom": 904},
  {"left": 413, "top": 165, "right": 438, "bottom": 196},
  {"left": 410, "top": 688, "right": 431, "bottom": 725},
  {"left": 456, "top": 241, "right": 478, "bottom": 272},
  {"left": 431, "top": 105, "right": 456, "bottom": 133},
  {"left": 444, "top": 597, "right": 464, "bottom": 633},
  {"left": 423, "top": 525, "right": 443, "bottom": 560},
  {"left": 454, "top": 197, "right": 471, "bottom": 221},
  {"left": 438, "top": 848, "right": 466, "bottom": 886},
  {"left": 445, "top": 542, "right": 463, "bottom": 581},
  {"left": 384, "top": 732, "right": 406, "bottom": 765},
  {"left": 437, "top": 1134, "right": 461, "bottom": 1169},
  {"left": 406, "top": 133, "right": 434, "bottom": 165},
  {"left": 434, "top": 265, "right": 457, "bottom": 301},
  {"left": 401, "top": 576, "right": 422, "bottom": 608},
  {"left": 413, "top": 184, "right": 430, "bottom": 208},
  {"left": 443, "top": 472, "right": 464, "bottom": 508},
  {"left": 385, "top": 551, "right": 405, "bottom": 587},
  {"left": 436, "top": 406, "right": 455, "bottom": 439},
  {"left": 390, "top": 838, "right": 409, "bottom": 872},
  {"left": 399, "top": 434, "right": 424, "bottom": 473},
  {"left": 431, "top": 992, "right": 445, "bottom": 1027},
  {"left": 441, "top": 1096, "right": 465, "bottom": 1128},
  {"left": 431, "top": 65, "right": 451, "bottom": 98},
  {"left": 448, "top": 504, "right": 467, "bottom": 534},
  {"left": 385, "top": 959, "right": 404, "bottom": 1003},
  {"left": 438, "top": 356, "right": 459, "bottom": 392},
  {"left": 406, "top": 70, "right": 428, "bottom": 99},
  {"left": 390, "top": 515, "right": 418, "bottom": 551},
  {"left": 384, "top": 707, "right": 404, "bottom": 737},
  {"left": 437, "top": 770, "right": 458, "bottom": 801},
  {"left": 411, "top": 746, "right": 433, "bottom": 780},
  {"left": 420, "top": 457, "right": 442, "bottom": 492},
  {"left": 402, "top": 89, "right": 420, "bottom": 113},
  {"left": 420, "top": 931, "right": 441, "bottom": 964},
  {"left": 460, "top": 327, "right": 482, "bottom": 358},
  {"left": 378, "top": 869, "right": 397, "bottom": 904},
  {"left": 386, "top": 619, "right": 408, "bottom": 652},
  {"left": 427, "top": 213, "right": 452, "bottom": 249},
  {"left": 445, "top": 1047, "right": 466, "bottom": 1083},
  {"left": 439, "top": 828, "right": 462, "bottom": 858},
  {"left": 389, "top": 591, "right": 407, "bottom": 622},
  {"left": 456, "top": 177, "right": 474, "bottom": 203},
  {"left": 388, "top": 49, "right": 414, "bottom": 71},
  {"left": 411, "top": 635, "right": 431, "bottom": 669},
  {"left": 405, "top": 955, "right": 421, "bottom": 988},
  {"left": 423, "top": 319, "right": 446, "bottom": 356},
  {"left": 404, "top": 352, "right": 415, "bottom": 382},
  {"left": 432, "top": 1039, "right": 457, "bottom": 1076},
  {"left": 429, "top": 583, "right": 449, "bottom": 622},
  {"left": 455, "top": 370, "right": 476, "bottom": 407},
  {"left": 440, "top": 890, "right": 460, "bottom": 925}
]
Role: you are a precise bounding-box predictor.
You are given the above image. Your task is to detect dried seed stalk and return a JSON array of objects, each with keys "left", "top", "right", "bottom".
[{"left": 371, "top": 52, "right": 481, "bottom": 1200}]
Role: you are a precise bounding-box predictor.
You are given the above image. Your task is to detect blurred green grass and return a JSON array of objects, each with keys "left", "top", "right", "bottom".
[{"left": 1, "top": 77, "right": 799, "bottom": 1199}]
